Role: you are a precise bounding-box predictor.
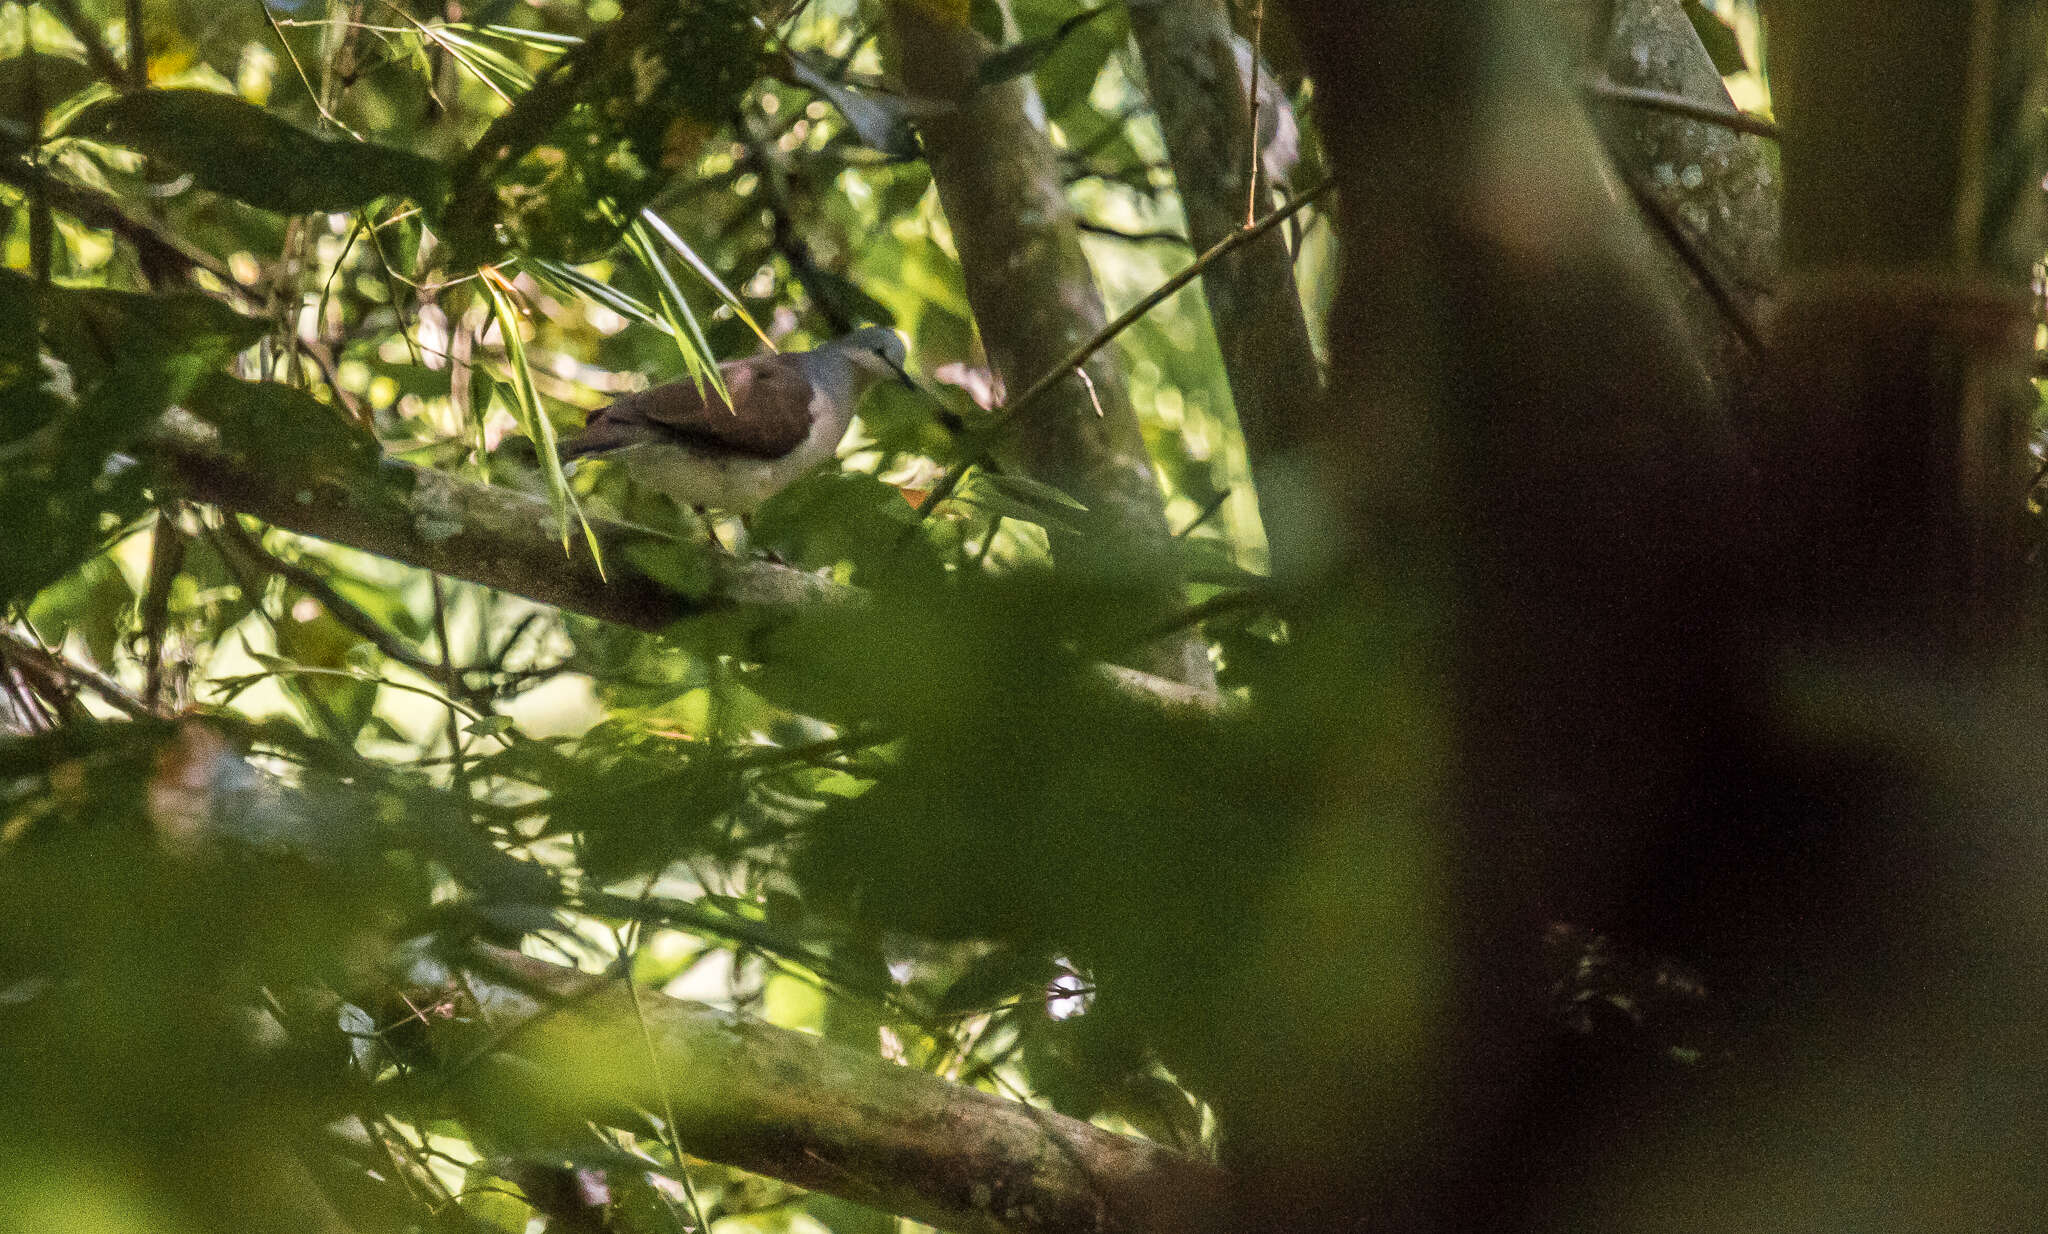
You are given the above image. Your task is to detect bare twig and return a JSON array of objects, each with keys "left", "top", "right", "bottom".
[
  {"left": 0, "top": 158, "right": 254, "bottom": 298},
  {"left": 915, "top": 178, "right": 1333, "bottom": 518},
  {"left": 124, "top": 0, "right": 146, "bottom": 89},
  {"left": 212, "top": 517, "right": 451, "bottom": 684},
  {"left": 1076, "top": 220, "right": 1190, "bottom": 246},
  {"left": 1617, "top": 166, "right": 1767, "bottom": 355},
  {"left": 0, "top": 627, "right": 156, "bottom": 720},
  {"left": 1243, "top": 0, "right": 1264, "bottom": 228},
  {"left": 139, "top": 508, "right": 186, "bottom": 709},
  {"left": 40, "top": 0, "right": 129, "bottom": 90},
  {"left": 1585, "top": 78, "right": 1781, "bottom": 141}
]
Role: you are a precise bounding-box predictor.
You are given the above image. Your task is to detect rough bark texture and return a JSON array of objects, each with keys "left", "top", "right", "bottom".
[
  {"left": 878, "top": 1, "right": 1215, "bottom": 690},
  {"left": 424, "top": 947, "right": 1233, "bottom": 1234},
  {"left": 1587, "top": 0, "right": 1780, "bottom": 431},
  {"left": 1124, "top": 0, "right": 1324, "bottom": 573}
]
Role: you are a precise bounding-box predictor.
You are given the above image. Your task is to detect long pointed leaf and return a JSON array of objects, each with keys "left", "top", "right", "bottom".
[
  {"left": 524, "top": 257, "right": 674, "bottom": 336},
  {"left": 623, "top": 220, "right": 730, "bottom": 406},
  {"left": 478, "top": 272, "right": 606, "bottom": 575},
  {"left": 637, "top": 208, "right": 775, "bottom": 350}
]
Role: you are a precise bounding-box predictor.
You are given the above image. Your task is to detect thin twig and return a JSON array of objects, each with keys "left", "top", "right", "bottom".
[
  {"left": 140, "top": 507, "right": 186, "bottom": 709},
  {"left": 0, "top": 627, "right": 156, "bottom": 719},
  {"left": 1174, "top": 488, "right": 1233, "bottom": 539},
  {"left": 212, "top": 518, "right": 451, "bottom": 684},
  {"left": 914, "top": 178, "right": 1333, "bottom": 519},
  {"left": 430, "top": 573, "right": 473, "bottom": 817},
  {"left": 1243, "top": 0, "right": 1264, "bottom": 228},
  {"left": 1584, "top": 79, "right": 1781, "bottom": 142},
  {"left": 123, "top": 0, "right": 145, "bottom": 90},
  {"left": 0, "top": 157, "right": 250, "bottom": 296},
  {"left": 1076, "top": 220, "right": 1190, "bottom": 246},
  {"left": 1616, "top": 164, "right": 1767, "bottom": 355}
]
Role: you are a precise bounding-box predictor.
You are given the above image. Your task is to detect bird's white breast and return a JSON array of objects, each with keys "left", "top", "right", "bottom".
[{"left": 614, "top": 386, "right": 847, "bottom": 514}]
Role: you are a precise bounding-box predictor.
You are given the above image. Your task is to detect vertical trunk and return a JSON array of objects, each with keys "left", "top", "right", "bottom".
[
  {"left": 879, "top": 1, "right": 1215, "bottom": 689},
  {"left": 1218, "top": 1, "right": 1751, "bottom": 1226},
  {"left": 1764, "top": 0, "right": 2042, "bottom": 652},
  {"left": 1124, "top": 0, "right": 1325, "bottom": 575},
  {"left": 1587, "top": 0, "right": 1780, "bottom": 432}
]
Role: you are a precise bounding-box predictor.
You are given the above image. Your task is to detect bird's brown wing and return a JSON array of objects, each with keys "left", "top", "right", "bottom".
[{"left": 563, "top": 355, "right": 817, "bottom": 461}]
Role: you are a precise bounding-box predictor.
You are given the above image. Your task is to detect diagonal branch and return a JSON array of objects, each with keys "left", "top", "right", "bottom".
[
  {"left": 419, "top": 946, "right": 1233, "bottom": 1234},
  {"left": 144, "top": 410, "right": 1219, "bottom": 711}
]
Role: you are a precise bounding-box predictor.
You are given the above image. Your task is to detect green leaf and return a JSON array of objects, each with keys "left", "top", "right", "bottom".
[
  {"left": 11, "top": 269, "right": 266, "bottom": 388},
  {"left": 72, "top": 89, "right": 448, "bottom": 214},
  {"left": 525, "top": 257, "right": 672, "bottom": 335},
  {"left": 636, "top": 208, "right": 773, "bottom": 351},
  {"left": 0, "top": 52, "right": 98, "bottom": 142},
  {"left": 959, "top": 471, "right": 1090, "bottom": 534},
  {"left": 440, "top": 0, "right": 762, "bottom": 265},
  {"left": 977, "top": 4, "right": 1117, "bottom": 89},
  {"left": 188, "top": 373, "right": 381, "bottom": 473},
  {"left": 1681, "top": 1, "right": 1748, "bottom": 74},
  {"left": 622, "top": 220, "right": 731, "bottom": 406},
  {"left": 478, "top": 272, "right": 604, "bottom": 572},
  {"left": 977, "top": 470, "right": 1088, "bottom": 512}
]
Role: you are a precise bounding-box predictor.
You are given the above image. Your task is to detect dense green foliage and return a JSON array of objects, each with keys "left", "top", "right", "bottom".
[
  {"left": 21, "top": 2, "right": 2034, "bottom": 1233},
  {"left": 0, "top": 0, "right": 1323, "bottom": 1228}
]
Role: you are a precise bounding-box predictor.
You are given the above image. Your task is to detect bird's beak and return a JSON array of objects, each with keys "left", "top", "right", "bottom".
[{"left": 886, "top": 356, "right": 921, "bottom": 392}]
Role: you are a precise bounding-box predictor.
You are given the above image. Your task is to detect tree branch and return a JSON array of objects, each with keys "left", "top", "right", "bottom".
[
  {"left": 145, "top": 410, "right": 1218, "bottom": 712},
  {"left": 423, "top": 946, "right": 1233, "bottom": 1234}
]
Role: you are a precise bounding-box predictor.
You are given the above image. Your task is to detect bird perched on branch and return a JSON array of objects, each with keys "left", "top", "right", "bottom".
[{"left": 560, "top": 326, "right": 914, "bottom": 514}]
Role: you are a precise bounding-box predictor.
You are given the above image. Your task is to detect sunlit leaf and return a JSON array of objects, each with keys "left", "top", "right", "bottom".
[
  {"left": 622, "top": 220, "right": 729, "bottom": 404},
  {"left": 479, "top": 269, "right": 605, "bottom": 573},
  {"left": 1681, "top": 0, "right": 1749, "bottom": 74},
  {"left": 72, "top": 89, "right": 447, "bottom": 214},
  {"left": 976, "top": 4, "right": 1116, "bottom": 89},
  {"left": 636, "top": 208, "right": 774, "bottom": 350},
  {"left": 440, "top": 0, "right": 763, "bottom": 265}
]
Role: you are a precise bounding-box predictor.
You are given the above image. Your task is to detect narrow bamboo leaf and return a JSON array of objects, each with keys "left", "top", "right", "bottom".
[
  {"left": 624, "top": 220, "right": 731, "bottom": 406},
  {"left": 429, "top": 25, "right": 539, "bottom": 93},
  {"left": 977, "top": 470, "right": 1089, "bottom": 512},
  {"left": 479, "top": 273, "right": 606, "bottom": 575},
  {"left": 72, "top": 89, "right": 447, "bottom": 213},
  {"left": 784, "top": 54, "right": 921, "bottom": 159},
  {"left": 524, "top": 258, "right": 674, "bottom": 336},
  {"left": 636, "top": 208, "right": 775, "bottom": 350},
  {"left": 1680, "top": 1, "right": 1748, "bottom": 74},
  {"left": 460, "top": 24, "right": 585, "bottom": 52},
  {"left": 977, "top": 4, "right": 1117, "bottom": 89},
  {"left": 957, "top": 473, "right": 1089, "bottom": 534}
]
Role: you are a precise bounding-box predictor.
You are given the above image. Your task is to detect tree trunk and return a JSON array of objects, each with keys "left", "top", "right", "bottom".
[
  {"left": 1764, "top": 0, "right": 2041, "bottom": 652},
  {"left": 1124, "top": 0, "right": 1325, "bottom": 575},
  {"left": 878, "top": 0, "right": 1216, "bottom": 689}
]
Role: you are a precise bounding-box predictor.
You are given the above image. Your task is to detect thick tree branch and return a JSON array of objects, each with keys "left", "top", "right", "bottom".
[
  {"left": 424, "top": 946, "right": 1233, "bottom": 1234},
  {"left": 145, "top": 411, "right": 1217, "bottom": 711},
  {"left": 145, "top": 410, "right": 856, "bottom": 630}
]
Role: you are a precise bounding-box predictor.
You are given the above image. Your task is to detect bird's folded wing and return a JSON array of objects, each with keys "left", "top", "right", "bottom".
[{"left": 564, "top": 355, "right": 816, "bottom": 461}]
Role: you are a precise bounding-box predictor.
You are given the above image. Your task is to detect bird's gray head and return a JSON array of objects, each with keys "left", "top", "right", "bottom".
[{"left": 833, "top": 326, "right": 912, "bottom": 386}]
